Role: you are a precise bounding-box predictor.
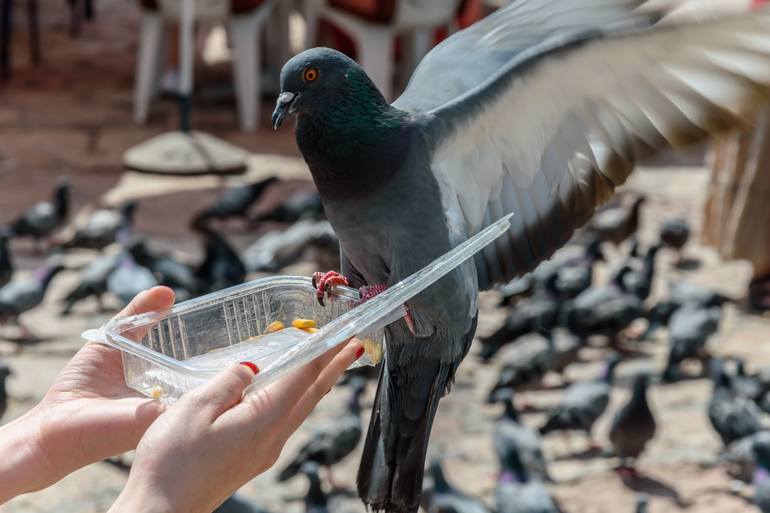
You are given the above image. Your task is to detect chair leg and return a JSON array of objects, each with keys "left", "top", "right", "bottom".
[
  {"left": 355, "top": 27, "right": 393, "bottom": 100},
  {"left": 27, "top": 0, "right": 40, "bottom": 64},
  {"left": 1, "top": 0, "right": 12, "bottom": 80},
  {"left": 229, "top": 14, "right": 261, "bottom": 132},
  {"left": 134, "top": 13, "right": 164, "bottom": 125},
  {"left": 69, "top": 0, "right": 83, "bottom": 37},
  {"left": 85, "top": 0, "right": 94, "bottom": 20}
]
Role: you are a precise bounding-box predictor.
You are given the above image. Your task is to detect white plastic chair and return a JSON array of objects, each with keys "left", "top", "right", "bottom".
[
  {"left": 134, "top": 0, "right": 278, "bottom": 132},
  {"left": 303, "top": 0, "right": 461, "bottom": 100}
]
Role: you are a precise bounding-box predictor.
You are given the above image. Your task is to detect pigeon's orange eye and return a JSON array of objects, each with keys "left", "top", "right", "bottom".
[{"left": 303, "top": 68, "right": 319, "bottom": 82}]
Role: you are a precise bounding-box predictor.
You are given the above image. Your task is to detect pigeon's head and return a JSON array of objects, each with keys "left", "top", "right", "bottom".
[{"left": 273, "top": 47, "right": 382, "bottom": 130}]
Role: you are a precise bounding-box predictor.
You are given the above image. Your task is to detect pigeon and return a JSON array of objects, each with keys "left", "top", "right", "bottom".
[
  {"left": 479, "top": 275, "right": 560, "bottom": 362},
  {"left": 589, "top": 195, "right": 646, "bottom": 247},
  {"left": 754, "top": 441, "right": 770, "bottom": 513},
  {"left": 494, "top": 446, "right": 559, "bottom": 513},
  {"left": 554, "top": 237, "right": 604, "bottom": 300},
  {"left": 641, "top": 281, "right": 730, "bottom": 340},
  {"left": 61, "top": 252, "right": 122, "bottom": 315},
  {"left": 252, "top": 190, "right": 325, "bottom": 224},
  {"left": 214, "top": 495, "right": 272, "bottom": 513},
  {"left": 486, "top": 333, "right": 558, "bottom": 404},
  {"left": 0, "top": 229, "right": 13, "bottom": 289},
  {"left": 661, "top": 304, "right": 721, "bottom": 382},
  {"left": 244, "top": 219, "right": 339, "bottom": 273},
  {"left": 722, "top": 431, "right": 770, "bottom": 484},
  {"left": 195, "top": 176, "right": 279, "bottom": 224},
  {"left": 0, "top": 360, "right": 12, "bottom": 420},
  {"left": 659, "top": 217, "right": 690, "bottom": 263},
  {"left": 9, "top": 177, "right": 70, "bottom": 248},
  {"left": 491, "top": 388, "right": 551, "bottom": 481},
  {"left": 272, "top": 2, "right": 770, "bottom": 510},
  {"left": 128, "top": 237, "right": 203, "bottom": 298},
  {"left": 608, "top": 373, "right": 657, "bottom": 478},
  {"left": 107, "top": 255, "right": 158, "bottom": 307},
  {"left": 0, "top": 263, "right": 65, "bottom": 339},
  {"left": 193, "top": 223, "right": 247, "bottom": 293},
  {"left": 301, "top": 462, "right": 331, "bottom": 513},
  {"left": 729, "top": 358, "right": 764, "bottom": 403},
  {"left": 708, "top": 361, "right": 764, "bottom": 446},
  {"left": 278, "top": 377, "right": 366, "bottom": 486},
  {"left": 612, "top": 243, "right": 662, "bottom": 302},
  {"left": 61, "top": 202, "right": 136, "bottom": 251},
  {"left": 421, "top": 459, "right": 492, "bottom": 513},
  {"left": 539, "top": 354, "right": 621, "bottom": 447}
]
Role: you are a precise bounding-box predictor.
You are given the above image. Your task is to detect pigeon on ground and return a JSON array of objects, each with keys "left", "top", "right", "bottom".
[
  {"left": 659, "top": 217, "right": 690, "bottom": 264},
  {"left": 491, "top": 389, "right": 551, "bottom": 481},
  {"left": 554, "top": 237, "right": 604, "bottom": 300},
  {"left": 609, "top": 373, "right": 657, "bottom": 478},
  {"left": 729, "top": 358, "right": 764, "bottom": 403},
  {"left": 0, "top": 229, "right": 13, "bottom": 289},
  {"left": 421, "top": 459, "right": 492, "bottom": 513},
  {"left": 214, "top": 495, "right": 272, "bottom": 513},
  {"left": 278, "top": 377, "right": 366, "bottom": 486},
  {"left": 244, "top": 219, "right": 339, "bottom": 273},
  {"left": 9, "top": 177, "right": 70, "bottom": 249},
  {"left": 61, "top": 252, "right": 122, "bottom": 315},
  {"left": 195, "top": 176, "right": 279, "bottom": 225},
  {"left": 661, "top": 304, "right": 721, "bottom": 382},
  {"left": 0, "top": 263, "right": 65, "bottom": 339},
  {"left": 128, "top": 237, "right": 203, "bottom": 298},
  {"left": 107, "top": 255, "right": 158, "bottom": 307},
  {"left": 301, "top": 462, "right": 330, "bottom": 513},
  {"left": 708, "top": 361, "right": 764, "bottom": 446},
  {"left": 486, "top": 333, "right": 557, "bottom": 405},
  {"left": 495, "top": 446, "right": 559, "bottom": 513},
  {"left": 272, "top": 2, "right": 770, "bottom": 509},
  {"left": 252, "top": 190, "right": 325, "bottom": 224},
  {"left": 722, "top": 431, "right": 770, "bottom": 484},
  {"left": 754, "top": 441, "right": 770, "bottom": 513},
  {"left": 613, "top": 243, "right": 662, "bottom": 302},
  {"left": 539, "top": 355, "right": 621, "bottom": 448},
  {"left": 0, "top": 360, "right": 12, "bottom": 420},
  {"left": 193, "top": 223, "right": 246, "bottom": 293},
  {"left": 641, "top": 281, "right": 730, "bottom": 340},
  {"left": 61, "top": 202, "right": 136, "bottom": 251},
  {"left": 589, "top": 195, "right": 646, "bottom": 247}
]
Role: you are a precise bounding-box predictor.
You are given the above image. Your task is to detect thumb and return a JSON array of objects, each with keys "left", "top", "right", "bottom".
[{"left": 182, "top": 362, "right": 259, "bottom": 421}]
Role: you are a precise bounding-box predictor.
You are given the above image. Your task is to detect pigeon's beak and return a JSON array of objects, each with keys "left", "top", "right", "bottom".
[{"left": 272, "top": 92, "right": 297, "bottom": 130}]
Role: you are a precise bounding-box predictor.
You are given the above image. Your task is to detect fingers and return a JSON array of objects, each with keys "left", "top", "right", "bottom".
[
  {"left": 118, "top": 286, "right": 176, "bottom": 318},
  {"left": 281, "top": 339, "right": 364, "bottom": 436},
  {"left": 182, "top": 363, "right": 257, "bottom": 420}
]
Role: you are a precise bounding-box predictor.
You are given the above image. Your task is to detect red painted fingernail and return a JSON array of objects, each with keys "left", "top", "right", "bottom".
[
  {"left": 239, "top": 361, "right": 259, "bottom": 375},
  {"left": 355, "top": 347, "right": 365, "bottom": 359}
]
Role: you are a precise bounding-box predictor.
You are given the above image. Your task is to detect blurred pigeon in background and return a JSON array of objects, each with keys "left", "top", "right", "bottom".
[
  {"left": 0, "top": 263, "right": 65, "bottom": 340},
  {"left": 9, "top": 177, "right": 70, "bottom": 250},
  {"left": 194, "top": 176, "right": 279, "bottom": 225},
  {"left": 60, "top": 251, "right": 121, "bottom": 315},
  {"left": 609, "top": 373, "right": 657, "bottom": 479},
  {"left": 107, "top": 255, "right": 158, "bottom": 307},
  {"left": 61, "top": 202, "right": 136, "bottom": 251},
  {"left": 421, "top": 459, "right": 492, "bottom": 513}
]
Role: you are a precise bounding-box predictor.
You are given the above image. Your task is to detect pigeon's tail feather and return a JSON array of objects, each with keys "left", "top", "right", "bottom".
[{"left": 357, "top": 357, "right": 449, "bottom": 513}]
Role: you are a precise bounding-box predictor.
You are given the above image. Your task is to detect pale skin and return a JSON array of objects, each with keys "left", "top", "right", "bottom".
[{"left": 0, "top": 286, "right": 364, "bottom": 512}]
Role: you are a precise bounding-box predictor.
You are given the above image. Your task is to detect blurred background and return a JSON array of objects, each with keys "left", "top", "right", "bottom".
[{"left": 2, "top": 0, "right": 770, "bottom": 512}]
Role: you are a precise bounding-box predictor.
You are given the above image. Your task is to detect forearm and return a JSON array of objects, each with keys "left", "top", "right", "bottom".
[{"left": 0, "top": 407, "right": 51, "bottom": 503}]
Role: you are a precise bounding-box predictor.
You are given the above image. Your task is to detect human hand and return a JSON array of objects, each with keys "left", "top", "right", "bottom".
[
  {"left": 108, "top": 337, "right": 365, "bottom": 513},
  {"left": 3, "top": 287, "right": 176, "bottom": 498}
]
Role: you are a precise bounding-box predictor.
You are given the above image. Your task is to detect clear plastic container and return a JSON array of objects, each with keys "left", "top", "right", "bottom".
[{"left": 82, "top": 214, "right": 512, "bottom": 402}]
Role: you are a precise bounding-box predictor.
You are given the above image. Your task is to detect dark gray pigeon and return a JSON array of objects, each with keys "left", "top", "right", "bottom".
[
  {"left": 61, "top": 252, "right": 122, "bottom": 315},
  {"left": 589, "top": 195, "right": 646, "bottom": 247},
  {"left": 554, "top": 237, "right": 604, "bottom": 300},
  {"left": 491, "top": 389, "right": 551, "bottom": 481},
  {"left": 128, "top": 237, "right": 203, "bottom": 298},
  {"left": 0, "top": 263, "right": 65, "bottom": 339},
  {"left": 754, "top": 441, "right": 770, "bottom": 513},
  {"left": 0, "top": 360, "right": 11, "bottom": 421},
  {"left": 196, "top": 176, "right": 279, "bottom": 223},
  {"left": 244, "top": 219, "right": 339, "bottom": 273},
  {"left": 421, "top": 459, "right": 492, "bottom": 513},
  {"left": 272, "top": 2, "right": 770, "bottom": 510},
  {"left": 252, "top": 190, "right": 325, "bottom": 224},
  {"left": 662, "top": 304, "right": 721, "bottom": 382},
  {"left": 659, "top": 217, "right": 690, "bottom": 263},
  {"left": 278, "top": 377, "right": 366, "bottom": 486},
  {"left": 539, "top": 354, "right": 621, "bottom": 447},
  {"left": 722, "top": 431, "right": 770, "bottom": 484},
  {"left": 0, "top": 229, "right": 13, "bottom": 289},
  {"left": 107, "top": 255, "right": 158, "bottom": 307},
  {"left": 634, "top": 494, "right": 649, "bottom": 513},
  {"left": 301, "top": 462, "right": 330, "bottom": 513},
  {"left": 193, "top": 223, "right": 246, "bottom": 293},
  {"left": 641, "top": 281, "right": 730, "bottom": 340},
  {"left": 495, "top": 447, "right": 558, "bottom": 513},
  {"left": 708, "top": 361, "right": 764, "bottom": 447},
  {"left": 62, "top": 202, "right": 136, "bottom": 251},
  {"left": 612, "top": 243, "right": 661, "bottom": 302},
  {"left": 10, "top": 177, "right": 70, "bottom": 248},
  {"left": 608, "top": 373, "right": 656, "bottom": 478}
]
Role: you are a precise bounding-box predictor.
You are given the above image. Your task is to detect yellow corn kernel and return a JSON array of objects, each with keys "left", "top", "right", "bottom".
[
  {"left": 150, "top": 386, "right": 164, "bottom": 400},
  {"left": 265, "top": 320, "right": 285, "bottom": 333},
  {"left": 292, "top": 318, "right": 317, "bottom": 329},
  {"left": 302, "top": 327, "right": 320, "bottom": 334},
  {"left": 361, "top": 338, "right": 383, "bottom": 365}
]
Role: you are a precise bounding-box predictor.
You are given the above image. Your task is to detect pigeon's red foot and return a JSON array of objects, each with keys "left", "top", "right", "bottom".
[
  {"left": 358, "top": 284, "right": 415, "bottom": 335},
  {"left": 615, "top": 466, "right": 638, "bottom": 481},
  {"left": 312, "top": 271, "right": 349, "bottom": 306}
]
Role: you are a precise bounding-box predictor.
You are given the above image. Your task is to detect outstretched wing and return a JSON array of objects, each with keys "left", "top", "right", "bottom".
[
  {"left": 416, "top": 10, "right": 770, "bottom": 289},
  {"left": 393, "top": 0, "right": 659, "bottom": 114}
]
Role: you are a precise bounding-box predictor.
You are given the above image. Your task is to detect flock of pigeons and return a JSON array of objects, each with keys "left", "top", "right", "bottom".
[{"left": 1, "top": 178, "right": 770, "bottom": 513}]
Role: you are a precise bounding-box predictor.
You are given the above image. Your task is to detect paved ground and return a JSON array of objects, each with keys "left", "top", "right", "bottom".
[{"left": 2, "top": 2, "right": 770, "bottom": 513}]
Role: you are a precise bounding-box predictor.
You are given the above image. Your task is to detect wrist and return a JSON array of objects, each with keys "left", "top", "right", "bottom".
[
  {"left": 109, "top": 485, "right": 176, "bottom": 513},
  {"left": 0, "top": 406, "right": 55, "bottom": 502}
]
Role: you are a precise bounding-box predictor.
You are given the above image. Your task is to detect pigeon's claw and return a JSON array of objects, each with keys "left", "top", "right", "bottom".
[
  {"left": 359, "top": 284, "right": 416, "bottom": 336},
  {"left": 312, "top": 271, "right": 349, "bottom": 307}
]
